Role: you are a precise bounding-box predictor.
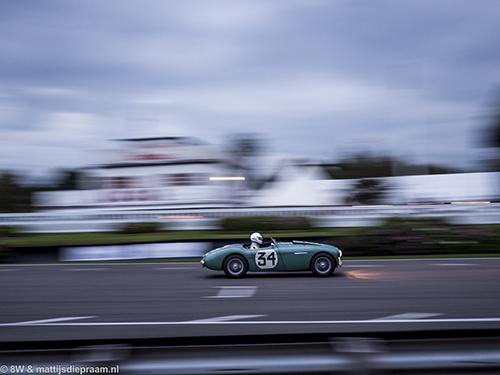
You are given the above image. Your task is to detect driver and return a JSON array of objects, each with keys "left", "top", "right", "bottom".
[{"left": 249, "top": 232, "right": 263, "bottom": 249}]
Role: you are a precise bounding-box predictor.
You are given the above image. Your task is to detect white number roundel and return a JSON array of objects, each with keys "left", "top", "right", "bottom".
[{"left": 255, "top": 249, "right": 278, "bottom": 269}]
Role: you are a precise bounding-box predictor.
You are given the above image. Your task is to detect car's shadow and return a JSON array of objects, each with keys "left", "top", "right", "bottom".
[{"left": 202, "top": 271, "right": 345, "bottom": 280}]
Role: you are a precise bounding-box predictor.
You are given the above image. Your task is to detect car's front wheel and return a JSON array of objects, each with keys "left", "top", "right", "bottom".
[
  {"left": 223, "top": 254, "right": 248, "bottom": 278},
  {"left": 310, "top": 253, "right": 335, "bottom": 277}
]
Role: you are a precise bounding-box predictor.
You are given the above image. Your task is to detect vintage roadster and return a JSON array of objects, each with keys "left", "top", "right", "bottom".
[{"left": 200, "top": 238, "right": 342, "bottom": 278}]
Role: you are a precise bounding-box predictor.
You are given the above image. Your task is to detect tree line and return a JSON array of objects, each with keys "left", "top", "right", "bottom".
[{"left": 0, "top": 170, "right": 77, "bottom": 213}]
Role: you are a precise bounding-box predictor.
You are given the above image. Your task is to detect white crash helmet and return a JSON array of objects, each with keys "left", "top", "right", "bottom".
[{"left": 250, "top": 232, "right": 263, "bottom": 245}]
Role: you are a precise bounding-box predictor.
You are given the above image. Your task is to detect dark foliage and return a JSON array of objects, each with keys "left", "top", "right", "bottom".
[
  {"left": 0, "top": 172, "right": 31, "bottom": 212},
  {"left": 119, "top": 222, "right": 164, "bottom": 234},
  {"left": 350, "top": 178, "right": 389, "bottom": 205},
  {"left": 221, "top": 216, "right": 312, "bottom": 232},
  {"left": 338, "top": 217, "right": 499, "bottom": 257}
]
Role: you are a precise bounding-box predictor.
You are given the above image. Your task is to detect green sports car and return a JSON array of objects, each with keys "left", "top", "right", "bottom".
[{"left": 200, "top": 238, "right": 342, "bottom": 278}]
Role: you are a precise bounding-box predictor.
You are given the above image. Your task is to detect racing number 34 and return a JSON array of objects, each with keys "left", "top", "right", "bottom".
[{"left": 255, "top": 249, "right": 278, "bottom": 269}]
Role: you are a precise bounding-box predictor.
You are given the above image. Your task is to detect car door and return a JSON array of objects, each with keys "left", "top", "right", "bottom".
[
  {"left": 250, "top": 243, "right": 286, "bottom": 272},
  {"left": 278, "top": 242, "right": 313, "bottom": 271}
]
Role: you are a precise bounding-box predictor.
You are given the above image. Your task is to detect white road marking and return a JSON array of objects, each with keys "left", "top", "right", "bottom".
[
  {"left": 4, "top": 317, "right": 500, "bottom": 326},
  {"left": 431, "top": 263, "right": 476, "bottom": 267},
  {"left": 342, "top": 265, "right": 385, "bottom": 268},
  {"left": 187, "top": 315, "right": 266, "bottom": 323},
  {"left": 372, "top": 313, "right": 443, "bottom": 321},
  {"left": 65, "top": 268, "right": 108, "bottom": 272},
  {"left": 155, "top": 267, "right": 195, "bottom": 270},
  {"left": 2, "top": 316, "right": 97, "bottom": 326},
  {"left": 205, "top": 286, "right": 258, "bottom": 298}
]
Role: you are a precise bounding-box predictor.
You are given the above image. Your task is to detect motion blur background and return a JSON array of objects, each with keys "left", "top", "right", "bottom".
[
  {"left": 2, "top": 1, "right": 500, "bottom": 254},
  {"left": 0, "top": 1, "right": 500, "bottom": 239},
  {"left": 1, "top": 1, "right": 500, "bottom": 188},
  {"left": 1, "top": 0, "right": 500, "bottom": 262},
  {"left": 3, "top": 3, "right": 500, "bottom": 373}
]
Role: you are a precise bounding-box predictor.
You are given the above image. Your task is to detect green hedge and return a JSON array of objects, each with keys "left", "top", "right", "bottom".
[
  {"left": 221, "top": 216, "right": 312, "bottom": 232},
  {"left": 119, "top": 222, "right": 163, "bottom": 235},
  {"left": 0, "top": 225, "right": 22, "bottom": 238},
  {"left": 336, "top": 217, "right": 500, "bottom": 257},
  {"left": 3, "top": 217, "right": 500, "bottom": 259}
]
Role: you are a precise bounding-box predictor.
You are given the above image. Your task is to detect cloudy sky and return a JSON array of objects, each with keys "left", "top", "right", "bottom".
[{"left": 1, "top": 0, "right": 500, "bottom": 178}]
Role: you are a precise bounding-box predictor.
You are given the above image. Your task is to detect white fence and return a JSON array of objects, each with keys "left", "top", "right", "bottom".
[{"left": 1, "top": 203, "right": 500, "bottom": 233}]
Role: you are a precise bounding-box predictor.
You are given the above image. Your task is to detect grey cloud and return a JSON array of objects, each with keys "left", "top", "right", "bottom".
[{"left": 1, "top": 0, "right": 500, "bottom": 174}]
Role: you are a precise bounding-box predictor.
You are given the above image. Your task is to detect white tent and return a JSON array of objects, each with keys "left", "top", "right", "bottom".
[{"left": 248, "top": 164, "right": 345, "bottom": 206}]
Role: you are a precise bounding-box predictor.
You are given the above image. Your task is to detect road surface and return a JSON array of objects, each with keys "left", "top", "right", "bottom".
[{"left": 1, "top": 258, "right": 500, "bottom": 342}]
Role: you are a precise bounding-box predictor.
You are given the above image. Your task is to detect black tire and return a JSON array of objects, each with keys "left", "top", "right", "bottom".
[
  {"left": 310, "top": 253, "right": 335, "bottom": 277},
  {"left": 223, "top": 254, "right": 248, "bottom": 278}
]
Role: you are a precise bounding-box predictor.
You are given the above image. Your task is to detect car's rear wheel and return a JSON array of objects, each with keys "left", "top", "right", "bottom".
[
  {"left": 311, "top": 253, "right": 335, "bottom": 277},
  {"left": 223, "top": 254, "right": 248, "bottom": 278}
]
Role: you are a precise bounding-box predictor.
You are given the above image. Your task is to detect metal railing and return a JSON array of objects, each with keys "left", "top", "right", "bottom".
[
  {"left": 1, "top": 202, "right": 500, "bottom": 233},
  {"left": 2, "top": 331, "right": 500, "bottom": 374}
]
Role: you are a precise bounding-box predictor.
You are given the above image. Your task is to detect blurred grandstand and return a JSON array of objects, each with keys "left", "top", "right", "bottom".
[{"left": 1, "top": 136, "right": 500, "bottom": 232}]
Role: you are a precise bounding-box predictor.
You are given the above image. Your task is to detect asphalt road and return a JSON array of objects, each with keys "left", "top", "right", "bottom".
[{"left": 1, "top": 258, "right": 500, "bottom": 342}]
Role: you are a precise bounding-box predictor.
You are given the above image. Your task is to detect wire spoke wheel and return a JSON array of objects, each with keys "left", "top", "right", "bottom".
[
  {"left": 223, "top": 254, "right": 248, "bottom": 278},
  {"left": 311, "top": 253, "right": 335, "bottom": 277}
]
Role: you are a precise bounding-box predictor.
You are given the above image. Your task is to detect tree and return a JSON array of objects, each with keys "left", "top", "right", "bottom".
[
  {"left": 0, "top": 171, "right": 30, "bottom": 212},
  {"left": 477, "top": 85, "right": 500, "bottom": 171},
  {"left": 326, "top": 153, "right": 460, "bottom": 179},
  {"left": 350, "top": 178, "right": 389, "bottom": 205},
  {"left": 226, "top": 133, "right": 262, "bottom": 159},
  {"left": 225, "top": 133, "right": 266, "bottom": 189},
  {"left": 53, "top": 169, "right": 79, "bottom": 190}
]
